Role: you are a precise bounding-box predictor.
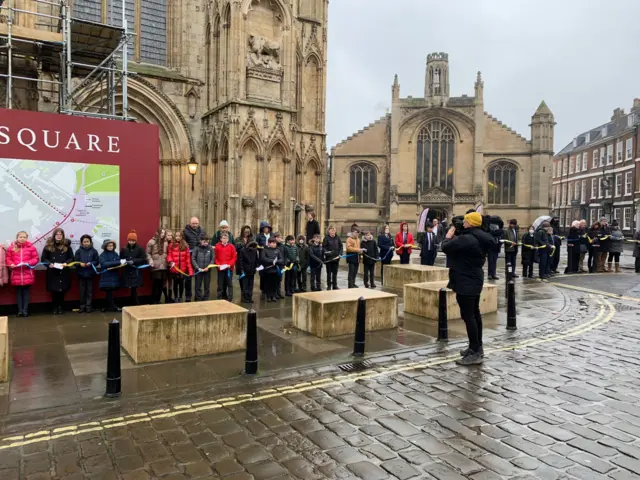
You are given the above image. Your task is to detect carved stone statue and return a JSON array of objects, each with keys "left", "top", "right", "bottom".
[{"left": 248, "top": 34, "right": 282, "bottom": 71}]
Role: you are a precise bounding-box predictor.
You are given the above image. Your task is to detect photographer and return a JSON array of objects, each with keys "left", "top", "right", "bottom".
[{"left": 441, "top": 212, "right": 497, "bottom": 366}]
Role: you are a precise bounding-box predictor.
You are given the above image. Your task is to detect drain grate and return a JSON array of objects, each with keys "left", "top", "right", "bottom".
[{"left": 337, "top": 360, "right": 374, "bottom": 373}]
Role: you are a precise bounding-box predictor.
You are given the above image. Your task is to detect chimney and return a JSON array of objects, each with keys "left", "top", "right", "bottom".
[
  {"left": 612, "top": 107, "right": 625, "bottom": 120},
  {"left": 632, "top": 98, "right": 640, "bottom": 113}
]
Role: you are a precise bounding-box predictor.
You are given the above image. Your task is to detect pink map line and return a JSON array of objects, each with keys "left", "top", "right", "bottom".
[{"left": 33, "top": 198, "right": 77, "bottom": 244}]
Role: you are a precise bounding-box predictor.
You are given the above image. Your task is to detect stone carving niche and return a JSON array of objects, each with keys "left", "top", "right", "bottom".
[{"left": 246, "top": 34, "right": 284, "bottom": 104}]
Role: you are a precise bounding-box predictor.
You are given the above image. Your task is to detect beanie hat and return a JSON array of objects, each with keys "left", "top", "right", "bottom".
[
  {"left": 127, "top": 230, "right": 138, "bottom": 242},
  {"left": 464, "top": 212, "right": 483, "bottom": 228},
  {"left": 219, "top": 220, "right": 229, "bottom": 227}
]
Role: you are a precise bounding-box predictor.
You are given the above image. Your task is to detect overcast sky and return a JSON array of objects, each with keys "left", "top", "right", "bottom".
[{"left": 325, "top": 0, "right": 639, "bottom": 152}]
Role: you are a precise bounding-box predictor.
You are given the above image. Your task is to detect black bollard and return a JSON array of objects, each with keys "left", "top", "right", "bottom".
[
  {"left": 105, "top": 319, "right": 121, "bottom": 398},
  {"left": 245, "top": 310, "right": 258, "bottom": 375},
  {"left": 507, "top": 279, "right": 517, "bottom": 331},
  {"left": 353, "top": 297, "right": 366, "bottom": 357},
  {"left": 505, "top": 262, "right": 512, "bottom": 298},
  {"left": 437, "top": 288, "right": 448, "bottom": 342}
]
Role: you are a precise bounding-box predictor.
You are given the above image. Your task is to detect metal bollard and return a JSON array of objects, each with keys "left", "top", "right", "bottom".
[
  {"left": 245, "top": 310, "right": 258, "bottom": 375},
  {"left": 437, "top": 288, "right": 448, "bottom": 342},
  {"left": 105, "top": 319, "right": 121, "bottom": 398},
  {"left": 507, "top": 279, "right": 517, "bottom": 330},
  {"left": 353, "top": 297, "right": 366, "bottom": 357}
]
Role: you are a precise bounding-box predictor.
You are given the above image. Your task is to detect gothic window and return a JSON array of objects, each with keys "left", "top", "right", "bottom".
[
  {"left": 349, "top": 163, "right": 376, "bottom": 204},
  {"left": 416, "top": 121, "right": 455, "bottom": 192},
  {"left": 487, "top": 161, "right": 517, "bottom": 205}
]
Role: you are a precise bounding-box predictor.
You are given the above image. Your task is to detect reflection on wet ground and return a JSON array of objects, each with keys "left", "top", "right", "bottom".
[{"left": 0, "top": 258, "right": 567, "bottom": 416}]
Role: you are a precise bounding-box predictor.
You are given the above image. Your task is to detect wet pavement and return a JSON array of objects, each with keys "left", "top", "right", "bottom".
[{"left": 0, "top": 277, "right": 638, "bottom": 479}]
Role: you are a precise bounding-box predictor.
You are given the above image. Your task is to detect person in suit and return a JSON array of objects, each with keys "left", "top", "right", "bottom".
[
  {"left": 503, "top": 219, "right": 519, "bottom": 278},
  {"left": 420, "top": 223, "right": 438, "bottom": 266}
]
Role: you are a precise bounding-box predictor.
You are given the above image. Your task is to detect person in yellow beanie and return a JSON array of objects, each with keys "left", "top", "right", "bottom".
[{"left": 441, "top": 212, "right": 497, "bottom": 366}]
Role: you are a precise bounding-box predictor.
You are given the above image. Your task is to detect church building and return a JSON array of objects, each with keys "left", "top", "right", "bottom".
[{"left": 328, "top": 53, "right": 555, "bottom": 234}]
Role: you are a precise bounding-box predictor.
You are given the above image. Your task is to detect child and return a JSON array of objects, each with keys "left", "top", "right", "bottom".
[
  {"left": 74, "top": 234, "right": 99, "bottom": 312},
  {"left": 360, "top": 230, "right": 378, "bottom": 289},
  {"left": 309, "top": 234, "right": 324, "bottom": 291},
  {"left": 240, "top": 241, "right": 259, "bottom": 303},
  {"left": 260, "top": 237, "right": 283, "bottom": 302},
  {"left": 191, "top": 234, "right": 214, "bottom": 301},
  {"left": 273, "top": 232, "right": 285, "bottom": 299},
  {"left": 283, "top": 235, "right": 298, "bottom": 296},
  {"left": 147, "top": 228, "right": 168, "bottom": 304},
  {"left": 521, "top": 226, "right": 535, "bottom": 278},
  {"left": 164, "top": 229, "right": 174, "bottom": 303},
  {"left": 120, "top": 230, "right": 147, "bottom": 305},
  {"left": 395, "top": 222, "right": 414, "bottom": 264},
  {"left": 346, "top": 229, "right": 362, "bottom": 288},
  {"left": 99, "top": 239, "right": 122, "bottom": 312},
  {"left": 378, "top": 224, "right": 394, "bottom": 283},
  {"left": 214, "top": 232, "right": 237, "bottom": 301},
  {"left": 322, "top": 226, "right": 342, "bottom": 290},
  {"left": 420, "top": 223, "right": 438, "bottom": 266},
  {"left": 167, "top": 231, "right": 193, "bottom": 302},
  {"left": 6, "top": 231, "right": 39, "bottom": 317},
  {"left": 42, "top": 228, "right": 74, "bottom": 315},
  {"left": 296, "top": 235, "right": 309, "bottom": 292}
]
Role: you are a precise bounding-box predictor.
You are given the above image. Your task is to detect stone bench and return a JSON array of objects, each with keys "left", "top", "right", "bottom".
[
  {"left": 404, "top": 281, "right": 498, "bottom": 320},
  {"left": 0, "top": 317, "right": 7, "bottom": 382},
  {"left": 292, "top": 289, "right": 398, "bottom": 338},
  {"left": 383, "top": 264, "right": 449, "bottom": 289},
  {"left": 122, "top": 301, "right": 248, "bottom": 363}
]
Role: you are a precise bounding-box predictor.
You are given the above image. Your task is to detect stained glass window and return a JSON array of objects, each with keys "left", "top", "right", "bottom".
[
  {"left": 487, "top": 161, "right": 517, "bottom": 205},
  {"left": 349, "top": 163, "right": 376, "bottom": 204},
  {"left": 416, "top": 121, "right": 454, "bottom": 192}
]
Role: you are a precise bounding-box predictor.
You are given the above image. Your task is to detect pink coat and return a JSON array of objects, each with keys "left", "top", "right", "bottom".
[
  {"left": 0, "top": 247, "right": 8, "bottom": 287},
  {"left": 6, "top": 241, "right": 39, "bottom": 286}
]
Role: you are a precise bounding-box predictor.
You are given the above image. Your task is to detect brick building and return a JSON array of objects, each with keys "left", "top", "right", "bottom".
[{"left": 553, "top": 99, "right": 640, "bottom": 233}]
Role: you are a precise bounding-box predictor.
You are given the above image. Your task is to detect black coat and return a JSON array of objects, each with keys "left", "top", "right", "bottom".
[
  {"left": 420, "top": 231, "right": 438, "bottom": 259},
  {"left": 42, "top": 246, "right": 74, "bottom": 293},
  {"left": 521, "top": 233, "right": 535, "bottom": 264},
  {"left": 240, "top": 246, "right": 260, "bottom": 276},
  {"left": 74, "top": 246, "right": 99, "bottom": 279},
  {"left": 322, "top": 235, "right": 342, "bottom": 263},
  {"left": 567, "top": 227, "right": 580, "bottom": 253},
  {"left": 260, "top": 247, "right": 283, "bottom": 270},
  {"left": 298, "top": 244, "right": 310, "bottom": 269},
  {"left": 306, "top": 220, "right": 320, "bottom": 242},
  {"left": 309, "top": 243, "right": 324, "bottom": 269},
  {"left": 378, "top": 234, "right": 394, "bottom": 264},
  {"left": 183, "top": 225, "right": 207, "bottom": 249},
  {"left": 120, "top": 244, "right": 147, "bottom": 288},
  {"left": 360, "top": 238, "right": 379, "bottom": 266},
  {"left": 441, "top": 228, "right": 496, "bottom": 296}
]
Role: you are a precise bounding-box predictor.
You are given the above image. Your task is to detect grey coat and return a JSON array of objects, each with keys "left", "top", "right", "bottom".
[{"left": 609, "top": 229, "right": 624, "bottom": 254}]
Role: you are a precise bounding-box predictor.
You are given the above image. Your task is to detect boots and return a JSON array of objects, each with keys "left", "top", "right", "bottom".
[
  {"left": 615, "top": 263, "right": 621, "bottom": 273},
  {"left": 606, "top": 262, "right": 612, "bottom": 273}
]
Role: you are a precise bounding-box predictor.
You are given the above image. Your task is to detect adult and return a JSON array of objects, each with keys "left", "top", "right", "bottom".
[
  {"left": 377, "top": 224, "right": 394, "bottom": 282},
  {"left": 608, "top": 220, "right": 624, "bottom": 273},
  {"left": 235, "top": 225, "right": 254, "bottom": 295},
  {"left": 183, "top": 217, "right": 206, "bottom": 302},
  {"left": 487, "top": 223, "right": 503, "bottom": 280},
  {"left": 566, "top": 220, "right": 581, "bottom": 274},
  {"left": 256, "top": 221, "right": 272, "bottom": 297},
  {"left": 212, "top": 220, "right": 235, "bottom": 246},
  {"left": 120, "top": 230, "right": 147, "bottom": 305},
  {"left": 578, "top": 219, "right": 588, "bottom": 273},
  {"left": 147, "top": 228, "right": 168, "bottom": 304},
  {"left": 633, "top": 228, "right": 640, "bottom": 273},
  {"left": 503, "top": 219, "right": 519, "bottom": 278},
  {"left": 420, "top": 223, "right": 437, "bottom": 266},
  {"left": 431, "top": 219, "right": 443, "bottom": 262},
  {"left": 587, "top": 222, "right": 600, "bottom": 273},
  {"left": 441, "top": 212, "right": 496, "bottom": 366},
  {"left": 534, "top": 221, "right": 551, "bottom": 281},
  {"left": 395, "top": 222, "right": 414, "bottom": 265},
  {"left": 305, "top": 212, "right": 320, "bottom": 242},
  {"left": 41, "top": 228, "right": 74, "bottom": 315},
  {"left": 322, "top": 226, "right": 342, "bottom": 290},
  {"left": 598, "top": 217, "right": 611, "bottom": 272}
]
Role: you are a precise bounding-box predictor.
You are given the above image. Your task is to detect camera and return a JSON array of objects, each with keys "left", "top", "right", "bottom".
[{"left": 450, "top": 213, "right": 504, "bottom": 236}]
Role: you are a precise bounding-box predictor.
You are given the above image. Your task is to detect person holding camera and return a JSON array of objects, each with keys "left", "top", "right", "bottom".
[{"left": 441, "top": 212, "right": 497, "bottom": 366}]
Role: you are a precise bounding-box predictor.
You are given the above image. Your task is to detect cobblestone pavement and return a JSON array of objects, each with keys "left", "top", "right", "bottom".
[{"left": 1, "top": 280, "right": 639, "bottom": 479}]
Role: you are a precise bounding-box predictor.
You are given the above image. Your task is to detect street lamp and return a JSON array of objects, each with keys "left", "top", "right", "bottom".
[{"left": 187, "top": 157, "right": 198, "bottom": 191}]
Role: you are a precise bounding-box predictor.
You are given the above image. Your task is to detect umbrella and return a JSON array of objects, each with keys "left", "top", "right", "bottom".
[{"left": 533, "top": 215, "right": 552, "bottom": 229}]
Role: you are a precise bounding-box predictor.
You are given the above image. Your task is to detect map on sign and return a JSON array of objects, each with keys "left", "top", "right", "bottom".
[{"left": 0, "top": 158, "right": 120, "bottom": 254}]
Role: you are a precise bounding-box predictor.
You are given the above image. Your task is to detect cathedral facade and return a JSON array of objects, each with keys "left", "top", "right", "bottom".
[
  {"left": 329, "top": 53, "right": 555, "bottom": 234},
  {"left": 2, "top": 0, "right": 328, "bottom": 236}
]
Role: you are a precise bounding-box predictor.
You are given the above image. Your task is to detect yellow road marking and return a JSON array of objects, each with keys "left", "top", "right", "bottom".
[
  {"left": 555, "top": 282, "right": 640, "bottom": 302},
  {"left": 0, "top": 296, "right": 616, "bottom": 451}
]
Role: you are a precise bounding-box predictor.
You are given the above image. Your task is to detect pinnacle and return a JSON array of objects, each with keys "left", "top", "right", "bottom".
[{"left": 535, "top": 100, "right": 552, "bottom": 115}]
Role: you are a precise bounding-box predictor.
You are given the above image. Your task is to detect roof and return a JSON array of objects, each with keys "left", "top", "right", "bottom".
[
  {"left": 332, "top": 114, "right": 390, "bottom": 152},
  {"left": 447, "top": 95, "right": 476, "bottom": 107},
  {"left": 535, "top": 101, "right": 552, "bottom": 115}
]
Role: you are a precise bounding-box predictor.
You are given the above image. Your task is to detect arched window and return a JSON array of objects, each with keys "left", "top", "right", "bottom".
[
  {"left": 349, "top": 163, "right": 376, "bottom": 204},
  {"left": 416, "top": 121, "right": 455, "bottom": 192},
  {"left": 487, "top": 161, "right": 517, "bottom": 204}
]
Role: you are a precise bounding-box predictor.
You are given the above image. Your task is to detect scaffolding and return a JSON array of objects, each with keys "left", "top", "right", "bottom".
[{"left": 0, "top": 0, "right": 134, "bottom": 120}]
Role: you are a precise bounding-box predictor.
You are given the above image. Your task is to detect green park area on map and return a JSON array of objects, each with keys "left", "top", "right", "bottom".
[{"left": 74, "top": 164, "right": 120, "bottom": 194}]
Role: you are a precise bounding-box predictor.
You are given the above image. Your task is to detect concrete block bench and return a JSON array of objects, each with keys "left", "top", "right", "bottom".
[
  {"left": 404, "top": 281, "right": 498, "bottom": 320},
  {"left": 292, "top": 289, "right": 398, "bottom": 338},
  {"left": 122, "top": 301, "right": 248, "bottom": 363},
  {"left": 383, "top": 264, "right": 449, "bottom": 289}
]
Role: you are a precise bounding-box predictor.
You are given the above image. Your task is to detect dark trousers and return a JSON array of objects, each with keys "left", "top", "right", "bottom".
[
  {"left": 285, "top": 270, "right": 297, "bottom": 294},
  {"left": 588, "top": 249, "right": 597, "bottom": 273},
  {"left": 52, "top": 291, "right": 65, "bottom": 311},
  {"left": 363, "top": 263, "right": 375, "bottom": 287},
  {"left": 636, "top": 257, "right": 640, "bottom": 273},
  {"left": 259, "top": 271, "right": 265, "bottom": 292},
  {"left": 16, "top": 286, "right": 30, "bottom": 315},
  {"left": 608, "top": 252, "right": 621, "bottom": 263},
  {"left": 151, "top": 278, "right": 164, "bottom": 304},
  {"left": 505, "top": 252, "right": 517, "bottom": 275},
  {"left": 297, "top": 268, "right": 307, "bottom": 291},
  {"left": 104, "top": 289, "right": 117, "bottom": 310},
  {"left": 173, "top": 276, "right": 184, "bottom": 300},
  {"left": 348, "top": 262, "right": 359, "bottom": 288},
  {"left": 79, "top": 277, "right": 94, "bottom": 309},
  {"left": 195, "top": 271, "right": 211, "bottom": 301},
  {"left": 310, "top": 267, "right": 322, "bottom": 290},
  {"left": 400, "top": 251, "right": 410, "bottom": 264},
  {"left": 129, "top": 287, "right": 139, "bottom": 305},
  {"left": 522, "top": 261, "right": 534, "bottom": 278},
  {"left": 217, "top": 270, "right": 233, "bottom": 300},
  {"left": 538, "top": 251, "right": 549, "bottom": 279},
  {"left": 456, "top": 293, "right": 483, "bottom": 353},
  {"left": 242, "top": 274, "right": 255, "bottom": 301},
  {"left": 326, "top": 262, "right": 338, "bottom": 289},
  {"left": 551, "top": 247, "right": 561, "bottom": 272},
  {"left": 264, "top": 272, "right": 278, "bottom": 298},
  {"left": 184, "top": 276, "right": 193, "bottom": 301},
  {"left": 487, "top": 250, "right": 498, "bottom": 277},
  {"left": 567, "top": 246, "right": 580, "bottom": 273},
  {"left": 421, "top": 251, "right": 436, "bottom": 266}
]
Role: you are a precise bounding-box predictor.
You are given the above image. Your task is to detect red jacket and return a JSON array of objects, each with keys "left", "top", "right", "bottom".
[
  {"left": 6, "top": 241, "right": 39, "bottom": 286},
  {"left": 214, "top": 242, "right": 237, "bottom": 268},
  {"left": 167, "top": 243, "right": 194, "bottom": 276},
  {"left": 395, "top": 223, "right": 414, "bottom": 255}
]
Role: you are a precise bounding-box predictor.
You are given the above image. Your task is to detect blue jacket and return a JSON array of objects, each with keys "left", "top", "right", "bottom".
[
  {"left": 99, "top": 250, "right": 121, "bottom": 290},
  {"left": 256, "top": 221, "right": 272, "bottom": 248},
  {"left": 74, "top": 246, "right": 99, "bottom": 278},
  {"left": 378, "top": 234, "right": 394, "bottom": 264}
]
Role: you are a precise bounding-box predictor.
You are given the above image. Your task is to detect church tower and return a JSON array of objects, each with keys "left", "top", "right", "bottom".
[
  {"left": 424, "top": 52, "right": 450, "bottom": 106},
  {"left": 530, "top": 101, "right": 556, "bottom": 208}
]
